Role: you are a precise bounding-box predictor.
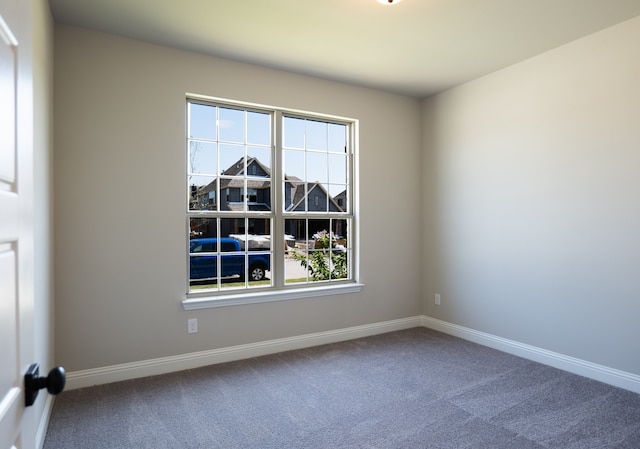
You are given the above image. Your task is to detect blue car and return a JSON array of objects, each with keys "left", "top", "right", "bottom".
[{"left": 189, "top": 237, "right": 270, "bottom": 282}]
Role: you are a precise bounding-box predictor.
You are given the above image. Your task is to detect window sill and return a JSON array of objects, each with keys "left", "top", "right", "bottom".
[{"left": 182, "top": 283, "right": 364, "bottom": 310}]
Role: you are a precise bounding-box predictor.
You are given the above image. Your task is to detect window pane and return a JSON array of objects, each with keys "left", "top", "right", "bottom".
[
  {"left": 189, "top": 141, "right": 217, "bottom": 175},
  {"left": 246, "top": 218, "right": 272, "bottom": 287},
  {"left": 221, "top": 217, "right": 243, "bottom": 240},
  {"left": 332, "top": 218, "right": 349, "bottom": 246},
  {"left": 306, "top": 120, "right": 327, "bottom": 151},
  {"left": 246, "top": 253, "right": 271, "bottom": 287},
  {"left": 285, "top": 218, "right": 308, "bottom": 284},
  {"left": 284, "top": 149, "right": 304, "bottom": 180},
  {"left": 328, "top": 153, "right": 346, "bottom": 184},
  {"left": 190, "top": 252, "right": 218, "bottom": 287},
  {"left": 332, "top": 218, "right": 350, "bottom": 281},
  {"left": 284, "top": 116, "right": 305, "bottom": 149},
  {"left": 323, "top": 184, "right": 343, "bottom": 212},
  {"left": 222, "top": 218, "right": 273, "bottom": 246},
  {"left": 247, "top": 146, "right": 271, "bottom": 177},
  {"left": 309, "top": 219, "right": 331, "bottom": 244},
  {"left": 190, "top": 217, "right": 217, "bottom": 239},
  {"left": 189, "top": 175, "right": 217, "bottom": 211},
  {"left": 306, "top": 151, "right": 327, "bottom": 183},
  {"left": 218, "top": 218, "right": 272, "bottom": 289},
  {"left": 247, "top": 180, "right": 271, "bottom": 211},
  {"left": 248, "top": 218, "right": 271, "bottom": 242},
  {"left": 284, "top": 218, "right": 305, "bottom": 247},
  {"left": 330, "top": 185, "right": 348, "bottom": 212},
  {"left": 189, "top": 103, "right": 216, "bottom": 140},
  {"left": 219, "top": 178, "right": 244, "bottom": 210},
  {"left": 287, "top": 219, "right": 352, "bottom": 283},
  {"left": 292, "top": 219, "right": 349, "bottom": 283},
  {"left": 330, "top": 249, "right": 349, "bottom": 280},
  {"left": 189, "top": 218, "right": 219, "bottom": 289},
  {"left": 284, "top": 180, "right": 306, "bottom": 212},
  {"left": 247, "top": 111, "right": 271, "bottom": 145},
  {"left": 219, "top": 107, "right": 245, "bottom": 143},
  {"left": 220, "top": 217, "right": 246, "bottom": 289},
  {"left": 308, "top": 184, "right": 328, "bottom": 212},
  {"left": 188, "top": 99, "right": 354, "bottom": 294},
  {"left": 328, "top": 123, "right": 347, "bottom": 153},
  {"left": 220, "top": 144, "right": 245, "bottom": 174}
]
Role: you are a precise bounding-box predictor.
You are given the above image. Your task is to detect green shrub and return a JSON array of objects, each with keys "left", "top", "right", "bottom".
[{"left": 294, "top": 230, "right": 347, "bottom": 281}]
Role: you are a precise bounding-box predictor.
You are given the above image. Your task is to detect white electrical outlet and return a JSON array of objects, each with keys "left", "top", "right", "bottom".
[
  {"left": 435, "top": 293, "right": 441, "bottom": 305},
  {"left": 187, "top": 318, "right": 198, "bottom": 334}
]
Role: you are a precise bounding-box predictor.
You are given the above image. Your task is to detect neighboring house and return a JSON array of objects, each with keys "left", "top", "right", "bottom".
[
  {"left": 284, "top": 178, "right": 343, "bottom": 213},
  {"left": 284, "top": 178, "right": 346, "bottom": 239},
  {"left": 219, "top": 156, "right": 272, "bottom": 212},
  {"left": 333, "top": 189, "right": 347, "bottom": 211},
  {"left": 190, "top": 156, "right": 345, "bottom": 239},
  {"left": 191, "top": 156, "right": 272, "bottom": 212}
]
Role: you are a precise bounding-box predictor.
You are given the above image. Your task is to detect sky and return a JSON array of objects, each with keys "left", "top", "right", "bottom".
[{"left": 188, "top": 102, "right": 348, "bottom": 199}]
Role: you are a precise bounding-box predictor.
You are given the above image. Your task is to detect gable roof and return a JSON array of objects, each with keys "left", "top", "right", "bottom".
[
  {"left": 195, "top": 156, "right": 344, "bottom": 212},
  {"left": 287, "top": 181, "right": 344, "bottom": 213},
  {"left": 197, "top": 156, "right": 271, "bottom": 194},
  {"left": 221, "top": 156, "right": 271, "bottom": 177}
]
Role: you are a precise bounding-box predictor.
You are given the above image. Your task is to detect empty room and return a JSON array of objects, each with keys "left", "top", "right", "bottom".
[{"left": 2, "top": 0, "right": 640, "bottom": 448}]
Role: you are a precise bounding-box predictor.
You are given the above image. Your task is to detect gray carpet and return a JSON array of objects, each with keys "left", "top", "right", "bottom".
[{"left": 43, "top": 328, "right": 640, "bottom": 448}]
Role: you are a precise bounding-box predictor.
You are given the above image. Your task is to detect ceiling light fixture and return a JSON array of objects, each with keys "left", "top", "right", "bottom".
[{"left": 377, "top": 0, "right": 402, "bottom": 4}]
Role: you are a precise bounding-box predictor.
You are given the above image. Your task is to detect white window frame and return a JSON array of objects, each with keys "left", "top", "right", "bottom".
[{"left": 183, "top": 95, "right": 362, "bottom": 310}]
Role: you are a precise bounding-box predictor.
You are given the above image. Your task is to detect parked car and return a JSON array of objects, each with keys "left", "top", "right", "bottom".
[{"left": 189, "top": 237, "right": 270, "bottom": 282}]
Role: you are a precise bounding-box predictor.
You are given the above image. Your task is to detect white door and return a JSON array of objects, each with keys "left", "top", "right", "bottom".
[{"left": 0, "top": 2, "right": 34, "bottom": 448}]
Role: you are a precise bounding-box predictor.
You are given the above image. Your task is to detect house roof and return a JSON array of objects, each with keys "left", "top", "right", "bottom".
[
  {"left": 195, "top": 156, "right": 344, "bottom": 212},
  {"left": 221, "top": 156, "right": 271, "bottom": 177},
  {"left": 287, "top": 182, "right": 344, "bottom": 213},
  {"left": 198, "top": 156, "right": 272, "bottom": 194}
]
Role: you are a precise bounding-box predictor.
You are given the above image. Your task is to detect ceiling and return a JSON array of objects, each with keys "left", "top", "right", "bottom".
[{"left": 49, "top": 0, "right": 640, "bottom": 98}]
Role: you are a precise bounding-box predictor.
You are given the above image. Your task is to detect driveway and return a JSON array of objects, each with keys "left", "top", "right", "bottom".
[{"left": 285, "top": 257, "right": 309, "bottom": 280}]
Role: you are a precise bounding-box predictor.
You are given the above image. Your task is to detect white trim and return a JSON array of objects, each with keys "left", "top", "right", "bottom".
[
  {"left": 186, "top": 96, "right": 359, "bottom": 301},
  {"left": 65, "top": 316, "right": 421, "bottom": 390},
  {"left": 421, "top": 316, "right": 640, "bottom": 394},
  {"left": 183, "top": 283, "right": 364, "bottom": 310},
  {"left": 186, "top": 93, "right": 356, "bottom": 123},
  {"left": 0, "top": 14, "right": 19, "bottom": 47},
  {"left": 0, "top": 387, "right": 20, "bottom": 421},
  {"left": 63, "top": 315, "right": 640, "bottom": 394},
  {"left": 36, "top": 395, "right": 55, "bottom": 449}
]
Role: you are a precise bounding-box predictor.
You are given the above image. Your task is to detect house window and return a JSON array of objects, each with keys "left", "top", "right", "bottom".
[
  {"left": 186, "top": 97, "right": 357, "bottom": 302},
  {"left": 242, "top": 188, "right": 258, "bottom": 203}
]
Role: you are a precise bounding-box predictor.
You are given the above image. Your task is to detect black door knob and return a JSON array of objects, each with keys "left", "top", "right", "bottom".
[{"left": 24, "top": 363, "right": 66, "bottom": 406}]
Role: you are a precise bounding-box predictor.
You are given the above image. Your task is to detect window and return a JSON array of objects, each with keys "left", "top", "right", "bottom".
[{"left": 186, "top": 97, "right": 358, "bottom": 303}]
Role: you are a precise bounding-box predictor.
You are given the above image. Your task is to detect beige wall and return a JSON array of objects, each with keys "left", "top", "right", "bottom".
[
  {"left": 55, "top": 15, "right": 640, "bottom": 379},
  {"left": 423, "top": 16, "right": 640, "bottom": 375},
  {"left": 53, "top": 26, "right": 423, "bottom": 371}
]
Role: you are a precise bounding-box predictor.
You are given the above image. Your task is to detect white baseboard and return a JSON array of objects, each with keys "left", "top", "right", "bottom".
[
  {"left": 421, "top": 315, "right": 640, "bottom": 394},
  {"left": 36, "top": 395, "right": 55, "bottom": 449},
  {"left": 65, "top": 315, "right": 640, "bottom": 395},
  {"left": 65, "top": 316, "right": 422, "bottom": 390}
]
